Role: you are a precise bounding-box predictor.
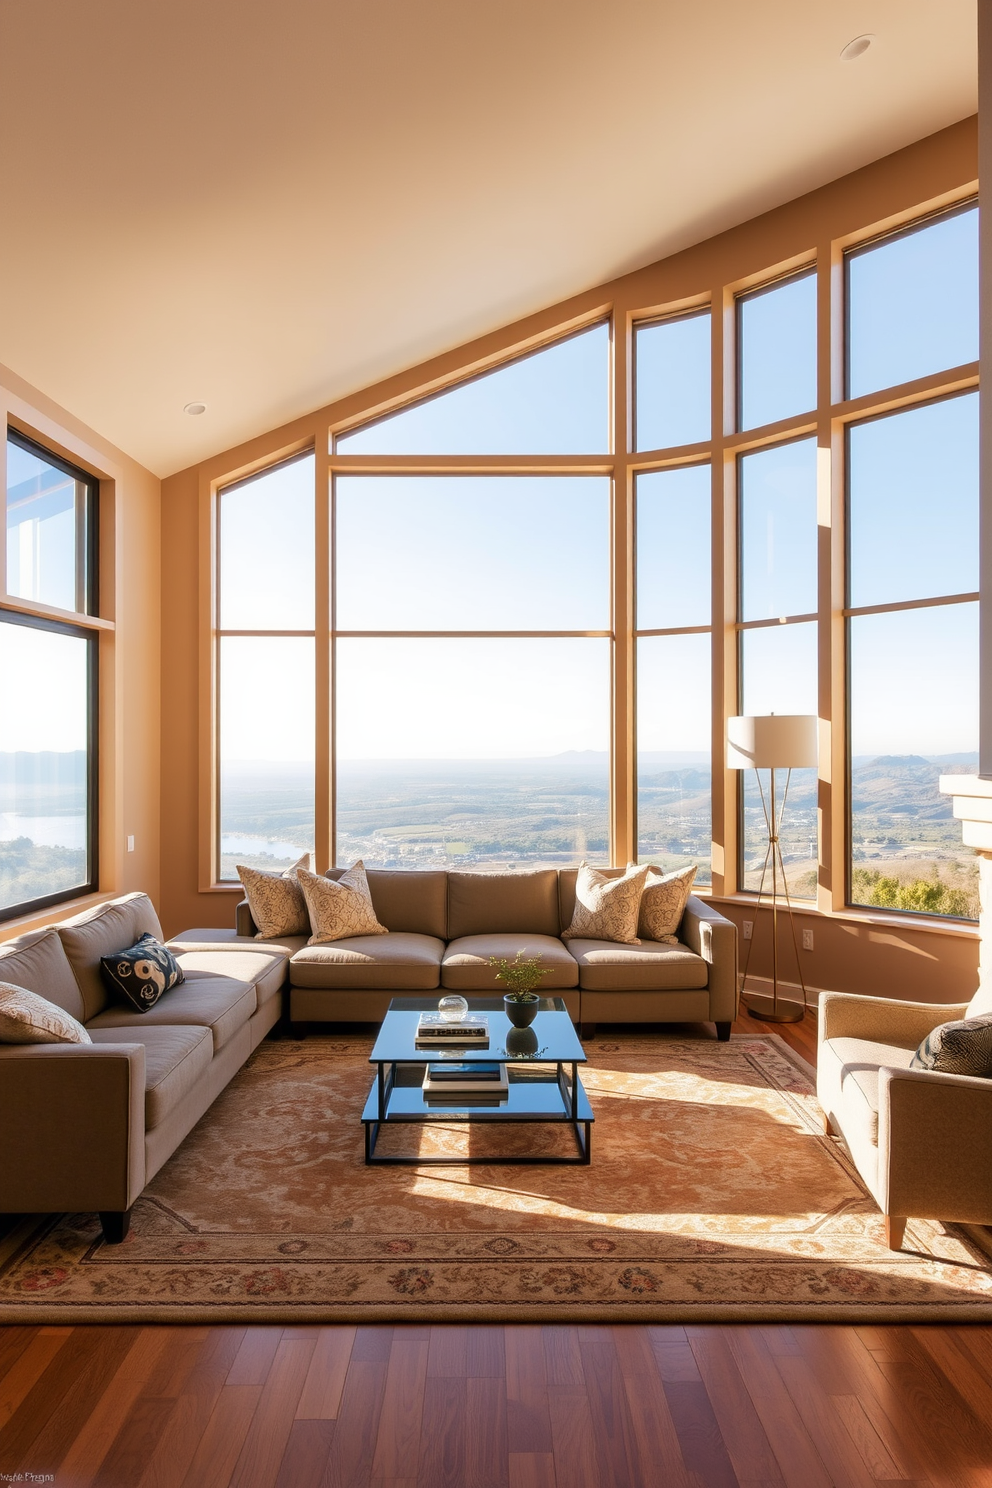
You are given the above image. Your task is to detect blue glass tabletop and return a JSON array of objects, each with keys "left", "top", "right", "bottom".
[{"left": 369, "top": 996, "right": 586, "bottom": 1065}]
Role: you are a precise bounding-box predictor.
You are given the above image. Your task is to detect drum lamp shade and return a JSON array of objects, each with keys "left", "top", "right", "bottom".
[{"left": 726, "top": 715, "right": 818, "bottom": 770}]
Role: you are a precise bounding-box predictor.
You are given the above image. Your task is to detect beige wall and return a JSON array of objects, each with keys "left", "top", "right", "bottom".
[
  {"left": 0, "top": 363, "right": 161, "bottom": 937},
  {"left": 157, "top": 118, "right": 980, "bottom": 1003}
]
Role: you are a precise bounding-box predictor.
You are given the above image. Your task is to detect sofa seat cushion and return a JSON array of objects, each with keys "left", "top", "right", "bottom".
[
  {"left": 88, "top": 1025, "right": 213, "bottom": 1130},
  {"left": 169, "top": 944, "right": 294, "bottom": 1009},
  {"left": 87, "top": 974, "right": 256, "bottom": 1052},
  {"left": 290, "top": 933, "right": 444, "bottom": 990},
  {"left": 441, "top": 934, "right": 578, "bottom": 991},
  {"left": 567, "top": 939, "right": 709, "bottom": 992},
  {"left": 821, "top": 1035, "right": 918, "bottom": 1146}
]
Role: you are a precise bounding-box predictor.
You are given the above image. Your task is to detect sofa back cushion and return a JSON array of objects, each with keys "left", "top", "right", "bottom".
[
  {"left": 57, "top": 892, "right": 165, "bottom": 1022},
  {"left": 557, "top": 866, "right": 626, "bottom": 936},
  {"left": 447, "top": 870, "right": 559, "bottom": 939},
  {"left": 325, "top": 868, "right": 447, "bottom": 939},
  {"left": 0, "top": 927, "right": 85, "bottom": 1022}
]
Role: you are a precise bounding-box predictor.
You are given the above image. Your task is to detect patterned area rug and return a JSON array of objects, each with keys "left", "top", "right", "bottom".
[{"left": 3, "top": 1031, "right": 992, "bottom": 1322}]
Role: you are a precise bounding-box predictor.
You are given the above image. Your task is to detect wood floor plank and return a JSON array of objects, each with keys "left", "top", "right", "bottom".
[
  {"left": 417, "top": 1376, "right": 467, "bottom": 1488},
  {"left": 228, "top": 1337, "right": 318, "bottom": 1488},
  {"left": 226, "top": 1327, "right": 284, "bottom": 1387},
  {"left": 770, "top": 1353, "right": 878, "bottom": 1488},
  {"left": 352, "top": 1326, "right": 393, "bottom": 1364},
  {"left": 143, "top": 1327, "right": 211, "bottom": 1400},
  {"left": 274, "top": 1418, "right": 336, "bottom": 1488},
  {"left": 874, "top": 1357, "right": 992, "bottom": 1487},
  {"left": 427, "top": 1325, "right": 469, "bottom": 1378},
  {"left": 467, "top": 1323, "right": 506, "bottom": 1378},
  {"left": 910, "top": 1325, "right": 992, "bottom": 1426},
  {"left": 137, "top": 1328, "right": 249, "bottom": 1488},
  {"left": 370, "top": 1336, "right": 428, "bottom": 1481},
  {"left": 0, "top": 1325, "right": 136, "bottom": 1476},
  {"left": 180, "top": 1384, "right": 263, "bottom": 1488},
  {"left": 505, "top": 1325, "right": 553, "bottom": 1454},
  {"left": 611, "top": 1326, "right": 693, "bottom": 1488},
  {"left": 580, "top": 1340, "right": 638, "bottom": 1488},
  {"left": 508, "top": 1452, "right": 557, "bottom": 1488},
  {"left": 788, "top": 1324, "right": 928, "bottom": 1481},
  {"left": 723, "top": 1328, "right": 833, "bottom": 1488},
  {"left": 651, "top": 1340, "right": 703, "bottom": 1383},
  {"left": 322, "top": 1355, "right": 390, "bottom": 1487},
  {"left": 542, "top": 1326, "right": 584, "bottom": 1388},
  {"left": 662, "top": 1379, "right": 741, "bottom": 1488},
  {"left": 296, "top": 1327, "right": 357, "bottom": 1420},
  {"left": 465, "top": 1375, "right": 509, "bottom": 1488},
  {"left": 546, "top": 1387, "right": 601, "bottom": 1488},
  {"left": 830, "top": 1396, "right": 905, "bottom": 1481},
  {"left": 92, "top": 1395, "right": 178, "bottom": 1488},
  {"left": 0, "top": 1327, "right": 43, "bottom": 1397},
  {"left": 56, "top": 1326, "right": 174, "bottom": 1486},
  {"left": 688, "top": 1329, "right": 784, "bottom": 1485},
  {"left": 0, "top": 1326, "right": 72, "bottom": 1431}
]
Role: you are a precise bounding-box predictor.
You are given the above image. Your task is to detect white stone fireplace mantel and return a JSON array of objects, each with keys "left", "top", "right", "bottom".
[{"left": 940, "top": 776, "right": 992, "bottom": 985}]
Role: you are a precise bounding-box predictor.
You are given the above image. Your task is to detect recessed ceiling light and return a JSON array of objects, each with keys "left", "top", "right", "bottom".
[
  {"left": 183, "top": 401, "right": 207, "bottom": 416},
  {"left": 840, "top": 35, "right": 874, "bottom": 61}
]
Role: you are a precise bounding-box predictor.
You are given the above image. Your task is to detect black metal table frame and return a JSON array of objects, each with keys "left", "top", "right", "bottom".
[{"left": 363, "top": 1056, "right": 592, "bottom": 1166}]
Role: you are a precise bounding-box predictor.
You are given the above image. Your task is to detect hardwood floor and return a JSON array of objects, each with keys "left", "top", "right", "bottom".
[{"left": 2, "top": 1011, "right": 991, "bottom": 1487}]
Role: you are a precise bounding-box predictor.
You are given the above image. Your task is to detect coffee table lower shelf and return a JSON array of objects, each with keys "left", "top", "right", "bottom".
[{"left": 362, "top": 1063, "right": 593, "bottom": 1166}]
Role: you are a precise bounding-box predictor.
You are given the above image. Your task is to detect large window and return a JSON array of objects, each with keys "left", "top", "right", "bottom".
[
  {"left": 216, "top": 453, "right": 316, "bottom": 880},
  {"left": 211, "top": 195, "right": 978, "bottom": 924},
  {"left": 2, "top": 434, "right": 99, "bottom": 919}
]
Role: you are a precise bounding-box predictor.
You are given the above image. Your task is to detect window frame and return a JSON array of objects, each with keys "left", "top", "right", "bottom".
[
  {"left": 6, "top": 428, "right": 99, "bottom": 618},
  {"left": 0, "top": 606, "right": 99, "bottom": 923}
]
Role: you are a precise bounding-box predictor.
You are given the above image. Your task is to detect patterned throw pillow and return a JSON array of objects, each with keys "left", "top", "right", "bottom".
[
  {"left": 237, "top": 853, "right": 311, "bottom": 938},
  {"left": 298, "top": 862, "right": 388, "bottom": 945},
  {"left": 100, "top": 934, "right": 185, "bottom": 1013},
  {"left": 639, "top": 865, "right": 696, "bottom": 945},
  {"left": 910, "top": 1014, "right": 992, "bottom": 1076},
  {"left": 0, "top": 981, "right": 92, "bottom": 1044},
  {"left": 562, "top": 863, "right": 649, "bottom": 945}
]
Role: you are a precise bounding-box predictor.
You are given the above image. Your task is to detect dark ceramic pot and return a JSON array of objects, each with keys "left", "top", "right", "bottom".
[{"left": 504, "top": 993, "right": 539, "bottom": 1028}]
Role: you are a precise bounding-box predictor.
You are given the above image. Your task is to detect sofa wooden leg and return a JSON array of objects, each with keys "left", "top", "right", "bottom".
[
  {"left": 99, "top": 1209, "right": 131, "bottom": 1244},
  {"left": 580, "top": 1022, "right": 596, "bottom": 1041},
  {"left": 885, "top": 1215, "right": 907, "bottom": 1251},
  {"left": 715, "top": 1021, "right": 731, "bottom": 1042}
]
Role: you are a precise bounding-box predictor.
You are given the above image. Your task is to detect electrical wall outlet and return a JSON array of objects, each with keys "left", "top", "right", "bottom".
[
  {"left": 742, "top": 920, "right": 753, "bottom": 940},
  {"left": 802, "top": 929, "right": 814, "bottom": 951},
  {"left": 126, "top": 835, "right": 135, "bottom": 853}
]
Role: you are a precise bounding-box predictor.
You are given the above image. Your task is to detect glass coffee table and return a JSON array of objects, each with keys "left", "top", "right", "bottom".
[{"left": 362, "top": 996, "right": 593, "bottom": 1166}]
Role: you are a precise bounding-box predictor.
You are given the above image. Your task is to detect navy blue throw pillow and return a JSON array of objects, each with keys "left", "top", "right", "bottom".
[{"left": 100, "top": 933, "right": 185, "bottom": 1013}]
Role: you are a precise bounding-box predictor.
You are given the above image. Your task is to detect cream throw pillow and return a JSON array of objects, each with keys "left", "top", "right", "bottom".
[
  {"left": 298, "top": 862, "right": 388, "bottom": 945},
  {"left": 562, "top": 863, "right": 649, "bottom": 945},
  {"left": 639, "top": 865, "right": 696, "bottom": 945},
  {"left": 0, "top": 982, "right": 92, "bottom": 1044},
  {"left": 237, "top": 853, "right": 311, "bottom": 938}
]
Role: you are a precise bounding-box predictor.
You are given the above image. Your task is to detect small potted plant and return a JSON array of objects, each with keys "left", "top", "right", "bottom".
[{"left": 489, "top": 950, "right": 549, "bottom": 1028}]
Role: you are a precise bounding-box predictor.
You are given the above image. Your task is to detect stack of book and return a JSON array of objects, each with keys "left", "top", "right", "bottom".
[
  {"left": 422, "top": 1061, "right": 508, "bottom": 1105},
  {"left": 415, "top": 1013, "right": 489, "bottom": 1048}
]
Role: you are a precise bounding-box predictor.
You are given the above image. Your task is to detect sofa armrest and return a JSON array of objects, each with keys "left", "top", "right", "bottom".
[
  {"left": 878, "top": 1065, "right": 992, "bottom": 1221},
  {"left": 679, "top": 895, "right": 739, "bottom": 1023},
  {"left": 0, "top": 1042, "right": 146, "bottom": 1215},
  {"left": 236, "top": 899, "right": 258, "bottom": 937},
  {"left": 819, "top": 990, "right": 967, "bottom": 1047}
]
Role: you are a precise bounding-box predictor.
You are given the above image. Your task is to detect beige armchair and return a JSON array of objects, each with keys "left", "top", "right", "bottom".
[{"left": 817, "top": 988, "right": 992, "bottom": 1250}]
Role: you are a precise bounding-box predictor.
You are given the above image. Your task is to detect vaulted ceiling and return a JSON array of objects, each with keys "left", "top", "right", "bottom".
[{"left": 0, "top": 0, "right": 976, "bottom": 476}]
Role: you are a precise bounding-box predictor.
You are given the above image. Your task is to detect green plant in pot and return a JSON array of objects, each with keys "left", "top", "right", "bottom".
[{"left": 490, "top": 951, "right": 549, "bottom": 1028}]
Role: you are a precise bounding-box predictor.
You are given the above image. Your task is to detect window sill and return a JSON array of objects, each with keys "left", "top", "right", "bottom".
[{"left": 710, "top": 894, "right": 979, "bottom": 939}]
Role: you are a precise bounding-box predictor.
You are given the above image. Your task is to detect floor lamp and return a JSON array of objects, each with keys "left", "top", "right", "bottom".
[{"left": 727, "top": 714, "right": 818, "bottom": 1024}]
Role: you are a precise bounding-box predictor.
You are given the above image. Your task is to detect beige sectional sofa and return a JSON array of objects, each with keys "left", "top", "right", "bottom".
[
  {"left": 233, "top": 866, "right": 738, "bottom": 1038},
  {"left": 0, "top": 891, "right": 292, "bottom": 1244}
]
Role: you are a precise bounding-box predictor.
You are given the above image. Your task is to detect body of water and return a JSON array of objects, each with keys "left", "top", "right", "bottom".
[{"left": 0, "top": 813, "right": 86, "bottom": 849}]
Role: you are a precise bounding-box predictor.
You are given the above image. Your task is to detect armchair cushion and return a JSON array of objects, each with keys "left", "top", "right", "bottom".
[
  {"left": 910, "top": 1013, "right": 992, "bottom": 1076},
  {"left": 820, "top": 1035, "right": 917, "bottom": 1145}
]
